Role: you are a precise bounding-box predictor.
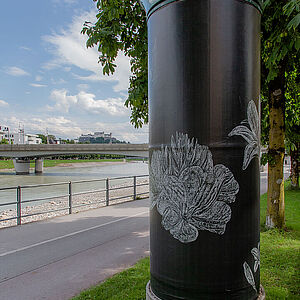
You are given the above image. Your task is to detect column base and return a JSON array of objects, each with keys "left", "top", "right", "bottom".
[
  {"left": 146, "top": 281, "right": 266, "bottom": 300},
  {"left": 258, "top": 285, "right": 266, "bottom": 300},
  {"left": 146, "top": 281, "right": 161, "bottom": 300}
]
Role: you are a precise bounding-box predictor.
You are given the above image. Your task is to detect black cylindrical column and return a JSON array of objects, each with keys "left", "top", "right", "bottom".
[{"left": 141, "top": 0, "right": 262, "bottom": 299}]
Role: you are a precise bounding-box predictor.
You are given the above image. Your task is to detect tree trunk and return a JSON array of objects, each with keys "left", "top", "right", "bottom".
[
  {"left": 290, "top": 143, "right": 299, "bottom": 189},
  {"left": 266, "top": 76, "right": 285, "bottom": 229}
]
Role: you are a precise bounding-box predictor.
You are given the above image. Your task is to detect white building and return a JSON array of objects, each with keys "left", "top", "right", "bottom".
[
  {"left": 0, "top": 125, "right": 15, "bottom": 144},
  {"left": 25, "top": 134, "right": 42, "bottom": 144}
]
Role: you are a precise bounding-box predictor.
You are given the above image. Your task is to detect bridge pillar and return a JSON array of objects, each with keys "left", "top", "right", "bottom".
[
  {"left": 13, "top": 158, "right": 30, "bottom": 175},
  {"left": 35, "top": 158, "right": 44, "bottom": 174}
]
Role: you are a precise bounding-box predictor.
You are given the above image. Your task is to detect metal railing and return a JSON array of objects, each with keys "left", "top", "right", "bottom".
[{"left": 0, "top": 175, "right": 149, "bottom": 226}]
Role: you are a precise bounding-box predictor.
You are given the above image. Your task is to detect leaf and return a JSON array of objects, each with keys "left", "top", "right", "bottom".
[
  {"left": 247, "top": 100, "right": 260, "bottom": 137},
  {"left": 214, "top": 165, "right": 240, "bottom": 203},
  {"left": 287, "top": 14, "right": 300, "bottom": 30},
  {"left": 242, "top": 142, "right": 259, "bottom": 170},
  {"left": 243, "top": 262, "right": 257, "bottom": 293},
  {"left": 228, "top": 125, "right": 256, "bottom": 144},
  {"left": 251, "top": 242, "right": 260, "bottom": 272}
]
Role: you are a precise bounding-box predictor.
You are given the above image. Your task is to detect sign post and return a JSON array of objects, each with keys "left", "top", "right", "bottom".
[{"left": 140, "top": 0, "right": 264, "bottom": 299}]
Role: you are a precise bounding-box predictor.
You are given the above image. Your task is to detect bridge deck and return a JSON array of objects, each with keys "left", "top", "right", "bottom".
[{"left": 0, "top": 144, "right": 149, "bottom": 158}]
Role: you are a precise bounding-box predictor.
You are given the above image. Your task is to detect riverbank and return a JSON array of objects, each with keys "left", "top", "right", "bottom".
[
  {"left": 0, "top": 177, "right": 149, "bottom": 228},
  {"left": 0, "top": 158, "right": 125, "bottom": 170}
]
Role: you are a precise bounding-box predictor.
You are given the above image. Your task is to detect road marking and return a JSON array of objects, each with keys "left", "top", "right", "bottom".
[{"left": 0, "top": 211, "right": 148, "bottom": 257}]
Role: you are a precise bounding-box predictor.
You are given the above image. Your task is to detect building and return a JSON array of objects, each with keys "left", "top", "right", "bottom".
[
  {"left": 25, "top": 134, "right": 42, "bottom": 145},
  {"left": 0, "top": 125, "right": 42, "bottom": 144},
  {"left": 0, "top": 125, "right": 14, "bottom": 144},
  {"left": 78, "top": 131, "right": 115, "bottom": 144}
]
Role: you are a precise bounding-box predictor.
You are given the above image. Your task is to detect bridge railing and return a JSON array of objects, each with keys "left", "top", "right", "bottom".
[{"left": 0, "top": 174, "right": 149, "bottom": 227}]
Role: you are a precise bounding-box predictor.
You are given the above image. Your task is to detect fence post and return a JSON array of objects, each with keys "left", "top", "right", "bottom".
[
  {"left": 69, "top": 181, "right": 72, "bottom": 214},
  {"left": 17, "top": 186, "right": 21, "bottom": 225},
  {"left": 133, "top": 176, "right": 137, "bottom": 200},
  {"left": 106, "top": 178, "right": 109, "bottom": 206}
]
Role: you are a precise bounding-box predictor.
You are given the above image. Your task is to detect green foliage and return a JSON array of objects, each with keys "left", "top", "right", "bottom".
[
  {"left": 72, "top": 257, "right": 150, "bottom": 300},
  {"left": 37, "top": 134, "right": 47, "bottom": 144},
  {"left": 261, "top": 0, "right": 300, "bottom": 159},
  {"left": 0, "top": 138, "right": 9, "bottom": 144},
  {"left": 261, "top": 0, "right": 300, "bottom": 82},
  {"left": 82, "top": 0, "right": 148, "bottom": 128}
]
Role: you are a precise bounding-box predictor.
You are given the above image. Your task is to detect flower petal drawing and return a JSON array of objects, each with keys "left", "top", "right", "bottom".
[
  {"left": 251, "top": 242, "right": 260, "bottom": 272},
  {"left": 150, "top": 132, "right": 239, "bottom": 243},
  {"left": 242, "top": 142, "right": 260, "bottom": 170},
  {"left": 247, "top": 100, "right": 259, "bottom": 137},
  {"left": 228, "top": 125, "right": 256, "bottom": 144},
  {"left": 243, "top": 261, "right": 257, "bottom": 293},
  {"left": 228, "top": 100, "right": 260, "bottom": 170}
]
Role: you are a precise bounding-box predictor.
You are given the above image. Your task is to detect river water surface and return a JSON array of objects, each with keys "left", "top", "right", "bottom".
[{"left": 0, "top": 161, "right": 149, "bottom": 211}]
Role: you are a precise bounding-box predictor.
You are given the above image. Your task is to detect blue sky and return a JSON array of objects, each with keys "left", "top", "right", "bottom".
[{"left": 0, "top": 0, "right": 148, "bottom": 143}]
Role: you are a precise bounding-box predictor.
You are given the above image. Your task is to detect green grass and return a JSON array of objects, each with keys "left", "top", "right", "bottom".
[
  {"left": 72, "top": 257, "right": 150, "bottom": 300},
  {"left": 73, "top": 185, "right": 300, "bottom": 300},
  {"left": 0, "top": 159, "right": 124, "bottom": 169}
]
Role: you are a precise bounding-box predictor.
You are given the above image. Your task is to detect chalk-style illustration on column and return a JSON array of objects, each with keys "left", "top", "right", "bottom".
[
  {"left": 228, "top": 100, "right": 260, "bottom": 170},
  {"left": 243, "top": 242, "right": 260, "bottom": 292},
  {"left": 150, "top": 132, "right": 239, "bottom": 243},
  {"left": 243, "top": 261, "right": 257, "bottom": 293},
  {"left": 251, "top": 242, "right": 260, "bottom": 272}
]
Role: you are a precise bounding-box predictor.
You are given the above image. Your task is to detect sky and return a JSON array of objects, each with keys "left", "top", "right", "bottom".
[{"left": 0, "top": 0, "right": 148, "bottom": 143}]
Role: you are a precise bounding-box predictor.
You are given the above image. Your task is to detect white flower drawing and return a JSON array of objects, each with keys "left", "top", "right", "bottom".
[
  {"left": 228, "top": 100, "right": 260, "bottom": 170},
  {"left": 150, "top": 132, "right": 239, "bottom": 243},
  {"left": 243, "top": 261, "right": 257, "bottom": 293},
  {"left": 251, "top": 242, "right": 260, "bottom": 272}
]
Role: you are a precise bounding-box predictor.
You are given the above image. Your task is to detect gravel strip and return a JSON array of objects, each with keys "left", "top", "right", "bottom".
[{"left": 0, "top": 179, "right": 149, "bottom": 229}]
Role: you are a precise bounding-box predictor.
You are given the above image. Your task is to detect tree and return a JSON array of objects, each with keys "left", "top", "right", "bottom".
[
  {"left": 37, "top": 134, "right": 47, "bottom": 144},
  {"left": 82, "top": 0, "right": 148, "bottom": 128},
  {"left": 83, "top": 0, "right": 299, "bottom": 229},
  {"left": 0, "top": 138, "right": 9, "bottom": 144},
  {"left": 261, "top": 0, "right": 299, "bottom": 228}
]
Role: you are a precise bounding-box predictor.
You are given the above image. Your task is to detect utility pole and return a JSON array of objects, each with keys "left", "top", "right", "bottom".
[{"left": 46, "top": 128, "right": 49, "bottom": 144}]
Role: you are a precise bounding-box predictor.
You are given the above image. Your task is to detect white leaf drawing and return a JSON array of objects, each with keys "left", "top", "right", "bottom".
[
  {"left": 243, "top": 261, "right": 257, "bottom": 293},
  {"left": 150, "top": 132, "right": 239, "bottom": 243},
  {"left": 251, "top": 242, "right": 260, "bottom": 272},
  {"left": 228, "top": 100, "right": 260, "bottom": 170}
]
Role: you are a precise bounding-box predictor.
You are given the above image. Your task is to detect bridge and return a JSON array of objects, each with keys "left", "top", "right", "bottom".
[{"left": 0, "top": 144, "right": 149, "bottom": 174}]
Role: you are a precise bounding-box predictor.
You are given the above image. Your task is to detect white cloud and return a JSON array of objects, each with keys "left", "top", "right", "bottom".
[
  {"left": 0, "top": 100, "right": 9, "bottom": 107},
  {"left": 4, "top": 66, "right": 30, "bottom": 76},
  {"left": 20, "top": 46, "right": 31, "bottom": 51},
  {"left": 47, "top": 89, "right": 129, "bottom": 116},
  {"left": 77, "top": 83, "right": 89, "bottom": 91},
  {"left": 30, "top": 83, "right": 47, "bottom": 88},
  {"left": 48, "top": 89, "right": 77, "bottom": 113},
  {"left": 35, "top": 75, "right": 43, "bottom": 81},
  {"left": 52, "top": 0, "right": 78, "bottom": 4},
  {"left": 43, "top": 10, "right": 131, "bottom": 92},
  {"left": 76, "top": 91, "right": 128, "bottom": 116},
  {"left": 51, "top": 78, "right": 66, "bottom": 85},
  {"left": 3, "top": 115, "right": 83, "bottom": 139}
]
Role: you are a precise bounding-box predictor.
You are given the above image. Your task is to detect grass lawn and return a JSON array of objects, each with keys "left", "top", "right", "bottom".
[
  {"left": 73, "top": 184, "right": 300, "bottom": 300},
  {"left": 0, "top": 159, "right": 124, "bottom": 169}
]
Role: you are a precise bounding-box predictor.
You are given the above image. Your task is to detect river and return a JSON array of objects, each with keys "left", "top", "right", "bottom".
[{"left": 0, "top": 161, "right": 149, "bottom": 211}]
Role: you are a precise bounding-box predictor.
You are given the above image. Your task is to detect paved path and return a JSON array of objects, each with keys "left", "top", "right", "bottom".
[
  {"left": 0, "top": 198, "right": 149, "bottom": 300},
  {"left": 0, "top": 167, "right": 291, "bottom": 300}
]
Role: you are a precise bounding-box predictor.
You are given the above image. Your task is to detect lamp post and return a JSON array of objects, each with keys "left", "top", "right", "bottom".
[{"left": 140, "top": 0, "right": 263, "bottom": 299}]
